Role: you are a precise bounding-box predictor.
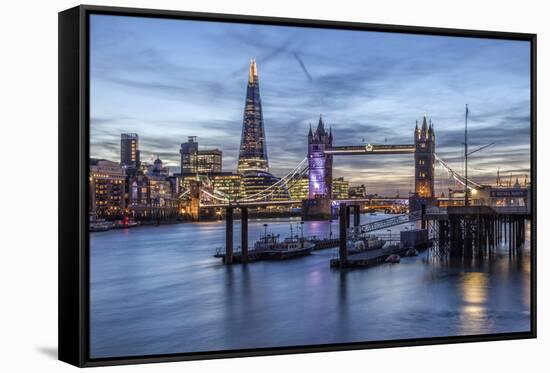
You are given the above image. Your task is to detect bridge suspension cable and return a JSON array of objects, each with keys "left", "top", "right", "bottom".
[
  {"left": 187, "top": 152, "right": 483, "bottom": 206},
  {"left": 201, "top": 189, "right": 230, "bottom": 202},
  {"left": 434, "top": 153, "right": 482, "bottom": 190},
  {"left": 239, "top": 157, "right": 309, "bottom": 202}
]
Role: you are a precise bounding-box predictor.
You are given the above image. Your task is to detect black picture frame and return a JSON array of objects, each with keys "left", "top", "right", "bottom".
[{"left": 59, "top": 4, "right": 537, "bottom": 367}]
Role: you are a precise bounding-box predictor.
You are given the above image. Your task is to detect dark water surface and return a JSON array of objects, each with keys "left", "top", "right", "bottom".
[{"left": 90, "top": 214, "right": 531, "bottom": 358}]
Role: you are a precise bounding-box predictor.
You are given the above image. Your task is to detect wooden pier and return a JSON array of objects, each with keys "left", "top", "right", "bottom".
[
  {"left": 426, "top": 205, "right": 529, "bottom": 258},
  {"left": 330, "top": 245, "right": 406, "bottom": 268}
]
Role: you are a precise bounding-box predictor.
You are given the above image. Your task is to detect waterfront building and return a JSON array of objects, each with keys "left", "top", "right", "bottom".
[
  {"left": 293, "top": 175, "right": 348, "bottom": 200},
  {"left": 89, "top": 159, "right": 126, "bottom": 219},
  {"left": 241, "top": 171, "right": 290, "bottom": 201},
  {"left": 234, "top": 58, "right": 291, "bottom": 201},
  {"left": 128, "top": 172, "right": 151, "bottom": 219},
  {"left": 180, "top": 136, "right": 222, "bottom": 174},
  {"left": 210, "top": 172, "right": 243, "bottom": 201},
  {"left": 166, "top": 175, "right": 181, "bottom": 197},
  {"left": 149, "top": 176, "right": 179, "bottom": 220},
  {"left": 332, "top": 177, "right": 349, "bottom": 199},
  {"left": 139, "top": 162, "right": 151, "bottom": 175},
  {"left": 237, "top": 59, "right": 269, "bottom": 174},
  {"left": 308, "top": 115, "right": 333, "bottom": 198},
  {"left": 288, "top": 176, "right": 309, "bottom": 201},
  {"left": 196, "top": 149, "right": 222, "bottom": 174},
  {"left": 487, "top": 184, "right": 531, "bottom": 207},
  {"left": 349, "top": 184, "right": 367, "bottom": 198},
  {"left": 148, "top": 156, "right": 170, "bottom": 178},
  {"left": 180, "top": 136, "right": 198, "bottom": 174},
  {"left": 414, "top": 116, "right": 435, "bottom": 198},
  {"left": 120, "top": 133, "right": 140, "bottom": 172}
]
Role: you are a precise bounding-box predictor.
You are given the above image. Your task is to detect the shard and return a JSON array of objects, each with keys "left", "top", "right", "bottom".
[{"left": 237, "top": 58, "right": 269, "bottom": 174}]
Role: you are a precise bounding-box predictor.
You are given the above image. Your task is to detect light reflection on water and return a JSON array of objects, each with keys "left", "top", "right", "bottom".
[
  {"left": 90, "top": 214, "right": 531, "bottom": 358},
  {"left": 459, "top": 272, "right": 489, "bottom": 335}
]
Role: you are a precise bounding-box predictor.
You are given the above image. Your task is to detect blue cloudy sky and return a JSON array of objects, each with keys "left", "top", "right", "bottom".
[{"left": 90, "top": 14, "right": 531, "bottom": 194}]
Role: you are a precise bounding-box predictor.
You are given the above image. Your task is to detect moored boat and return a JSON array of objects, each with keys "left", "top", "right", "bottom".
[
  {"left": 113, "top": 217, "right": 140, "bottom": 229},
  {"left": 385, "top": 254, "right": 401, "bottom": 263},
  {"left": 90, "top": 219, "right": 113, "bottom": 232},
  {"left": 254, "top": 233, "right": 314, "bottom": 259},
  {"left": 348, "top": 234, "right": 386, "bottom": 253}
]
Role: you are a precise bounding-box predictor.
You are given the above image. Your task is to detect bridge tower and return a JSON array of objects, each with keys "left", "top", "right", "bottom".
[
  {"left": 414, "top": 116, "right": 435, "bottom": 198},
  {"left": 308, "top": 115, "right": 333, "bottom": 199}
]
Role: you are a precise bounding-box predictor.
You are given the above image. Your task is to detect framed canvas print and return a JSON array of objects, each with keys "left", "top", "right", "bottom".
[{"left": 58, "top": 5, "right": 536, "bottom": 367}]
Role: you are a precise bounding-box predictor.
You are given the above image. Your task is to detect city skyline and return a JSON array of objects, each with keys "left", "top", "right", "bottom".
[{"left": 90, "top": 14, "right": 531, "bottom": 194}]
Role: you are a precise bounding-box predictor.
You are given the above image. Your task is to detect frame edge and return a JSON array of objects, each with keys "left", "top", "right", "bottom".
[{"left": 58, "top": 5, "right": 86, "bottom": 368}]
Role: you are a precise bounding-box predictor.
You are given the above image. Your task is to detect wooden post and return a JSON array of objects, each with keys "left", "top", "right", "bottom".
[
  {"left": 241, "top": 207, "right": 248, "bottom": 263},
  {"left": 421, "top": 204, "right": 426, "bottom": 230},
  {"left": 508, "top": 216, "right": 513, "bottom": 253},
  {"left": 339, "top": 203, "right": 348, "bottom": 268},
  {"left": 225, "top": 207, "right": 233, "bottom": 264}
]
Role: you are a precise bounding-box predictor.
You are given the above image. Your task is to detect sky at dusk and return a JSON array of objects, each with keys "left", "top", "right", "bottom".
[{"left": 89, "top": 14, "right": 531, "bottom": 195}]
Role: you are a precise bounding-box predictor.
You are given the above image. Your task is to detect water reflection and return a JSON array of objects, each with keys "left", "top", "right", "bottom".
[
  {"left": 90, "top": 214, "right": 531, "bottom": 358},
  {"left": 459, "top": 272, "right": 488, "bottom": 335}
]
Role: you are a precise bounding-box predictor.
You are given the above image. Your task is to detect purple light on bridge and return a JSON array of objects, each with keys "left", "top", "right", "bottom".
[{"left": 308, "top": 156, "right": 326, "bottom": 198}]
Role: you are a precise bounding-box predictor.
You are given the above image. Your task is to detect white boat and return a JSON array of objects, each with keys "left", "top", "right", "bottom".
[
  {"left": 89, "top": 219, "right": 112, "bottom": 232},
  {"left": 348, "top": 234, "right": 386, "bottom": 253},
  {"left": 254, "top": 233, "right": 314, "bottom": 259}
]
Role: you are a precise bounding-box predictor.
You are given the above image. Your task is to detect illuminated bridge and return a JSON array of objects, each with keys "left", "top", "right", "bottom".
[{"left": 181, "top": 116, "right": 482, "bottom": 218}]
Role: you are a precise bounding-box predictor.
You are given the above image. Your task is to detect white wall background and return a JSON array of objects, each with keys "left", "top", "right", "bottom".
[{"left": 0, "top": 0, "right": 547, "bottom": 371}]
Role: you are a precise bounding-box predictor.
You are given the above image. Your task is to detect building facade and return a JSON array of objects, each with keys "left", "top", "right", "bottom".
[
  {"left": 288, "top": 176, "right": 309, "bottom": 200},
  {"left": 349, "top": 184, "right": 367, "bottom": 198},
  {"left": 89, "top": 159, "right": 126, "bottom": 220},
  {"left": 120, "top": 133, "right": 140, "bottom": 171},
  {"left": 210, "top": 173, "right": 243, "bottom": 201},
  {"left": 128, "top": 173, "right": 151, "bottom": 219},
  {"left": 414, "top": 116, "right": 435, "bottom": 198},
  {"left": 180, "top": 136, "right": 222, "bottom": 174},
  {"left": 149, "top": 176, "right": 179, "bottom": 220},
  {"left": 237, "top": 59, "right": 269, "bottom": 174},
  {"left": 332, "top": 177, "right": 349, "bottom": 199},
  {"left": 308, "top": 116, "right": 333, "bottom": 199},
  {"left": 241, "top": 171, "right": 290, "bottom": 201},
  {"left": 148, "top": 157, "right": 170, "bottom": 178}
]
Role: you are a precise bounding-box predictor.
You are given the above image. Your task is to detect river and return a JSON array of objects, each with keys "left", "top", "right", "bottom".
[{"left": 89, "top": 213, "right": 531, "bottom": 358}]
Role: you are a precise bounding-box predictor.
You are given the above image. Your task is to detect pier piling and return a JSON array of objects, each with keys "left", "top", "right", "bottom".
[
  {"left": 353, "top": 205, "right": 360, "bottom": 227},
  {"left": 241, "top": 207, "right": 248, "bottom": 263},
  {"left": 339, "top": 203, "right": 348, "bottom": 268},
  {"left": 225, "top": 207, "right": 234, "bottom": 265},
  {"left": 428, "top": 206, "right": 528, "bottom": 260}
]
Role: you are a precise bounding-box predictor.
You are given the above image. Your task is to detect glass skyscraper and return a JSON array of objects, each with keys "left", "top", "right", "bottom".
[{"left": 237, "top": 59, "right": 269, "bottom": 174}]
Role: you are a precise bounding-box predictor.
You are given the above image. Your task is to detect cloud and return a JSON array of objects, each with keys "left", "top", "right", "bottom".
[{"left": 89, "top": 15, "right": 532, "bottom": 194}]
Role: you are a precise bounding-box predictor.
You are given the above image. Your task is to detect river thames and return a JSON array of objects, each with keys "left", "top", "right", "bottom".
[{"left": 90, "top": 214, "right": 531, "bottom": 358}]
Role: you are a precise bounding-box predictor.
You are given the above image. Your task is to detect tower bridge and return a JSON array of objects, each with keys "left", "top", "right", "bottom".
[
  {"left": 303, "top": 115, "right": 435, "bottom": 219},
  {"left": 324, "top": 144, "right": 416, "bottom": 155},
  {"left": 183, "top": 59, "right": 473, "bottom": 222}
]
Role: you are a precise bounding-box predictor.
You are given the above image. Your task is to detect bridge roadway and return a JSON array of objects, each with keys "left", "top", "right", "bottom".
[
  {"left": 202, "top": 197, "right": 407, "bottom": 208},
  {"left": 324, "top": 144, "right": 415, "bottom": 155}
]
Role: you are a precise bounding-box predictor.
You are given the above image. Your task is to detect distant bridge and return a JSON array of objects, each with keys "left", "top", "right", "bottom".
[
  {"left": 351, "top": 210, "right": 423, "bottom": 236},
  {"left": 324, "top": 144, "right": 415, "bottom": 155},
  {"left": 194, "top": 150, "right": 480, "bottom": 208}
]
